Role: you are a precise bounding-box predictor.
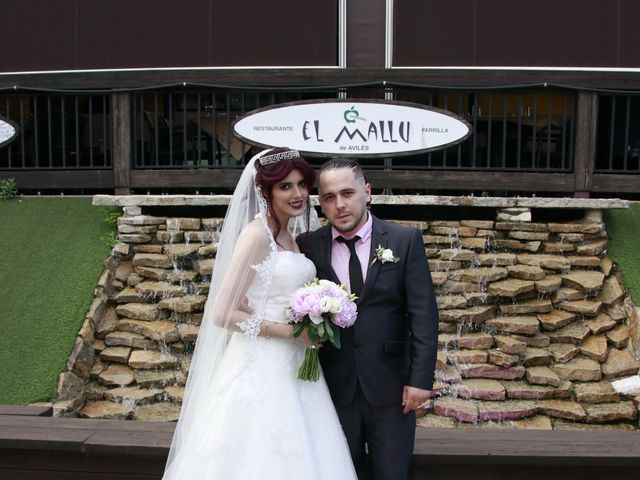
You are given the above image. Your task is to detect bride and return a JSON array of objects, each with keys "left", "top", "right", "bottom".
[{"left": 163, "top": 147, "right": 357, "bottom": 479}]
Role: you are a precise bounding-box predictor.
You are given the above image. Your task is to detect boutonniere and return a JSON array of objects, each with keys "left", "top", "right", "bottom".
[{"left": 370, "top": 244, "right": 400, "bottom": 266}]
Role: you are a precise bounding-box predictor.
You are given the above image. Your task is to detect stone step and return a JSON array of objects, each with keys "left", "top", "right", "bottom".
[
  {"left": 486, "top": 316, "right": 540, "bottom": 335},
  {"left": 538, "top": 310, "right": 577, "bottom": 331},
  {"left": 128, "top": 350, "right": 178, "bottom": 369},
  {"left": 433, "top": 397, "right": 478, "bottom": 423},
  {"left": 500, "top": 299, "right": 553, "bottom": 315},
  {"left": 584, "top": 401, "right": 637, "bottom": 423},
  {"left": 477, "top": 400, "right": 537, "bottom": 422},
  {"left": 117, "top": 319, "right": 179, "bottom": 343},
  {"left": 501, "top": 380, "right": 572, "bottom": 400},
  {"left": 449, "top": 379, "right": 506, "bottom": 401},
  {"left": 439, "top": 306, "right": 495, "bottom": 324},
  {"left": 458, "top": 363, "right": 525, "bottom": 380},
  {"left": 562, "top": 271, "right": 605, "bottom": 295},
  {"left": 538, "top": 400, "right": 586, "bottom": 421},
  {"left": 574, "top": 381, "right": 620, "bottom": 404},
  {"left": 602, "top": 348, "right": 640, "bottom": 379},
  {"left": 79, "top": 401, "right": 133, "bottom": 420},
  {"left": 526, "top": 366, "right": 560, "bottom": 387}
]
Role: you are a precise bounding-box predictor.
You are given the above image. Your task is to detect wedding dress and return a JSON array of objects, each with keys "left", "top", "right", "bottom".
[
  {"left": 163, "top": 148, "right": 357, "bottom": 479},
  {"left": 163, "top": 249, "right": 357, "bottom": 479}
]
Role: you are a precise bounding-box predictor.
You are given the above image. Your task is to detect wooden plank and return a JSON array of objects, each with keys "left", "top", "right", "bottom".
[
  {"left": 1, "top": 416, "right": 639, "bottom": 480},
  {"left": 4, "top": 68, "right": 640, "bottom": 91},
  {"left": 130, "top": 169, "right": 577, "bottom": 192},
  {"left": 84, "top": 429, "right": 171, "bottom": 456},
  {"left": 414, "top": 428, "right": 640, "bottom": 465},
  {"left": 0, "top": 405, "right": 52, "bottom": 416},
  {"left": 112, "top": 93, "right": 132, "bottom": 194},
  {"left": 0, "top": 416, "right": 175, "bottom": 433},
  {"left": 0, "top": 449, "right": 164, "bottom": 477},
  {"left": 591, "top": 173, "right": 640, "bottom": 193},
  {"left": 573, "top": 91, "right": 598, "bottom": 196},
  {"left": 409, "top": 463, "right": 636, "bottom": 480},
  {"left": 0, "top": 425, "right": 93, "bottom": 450},
  {"left": 363, "top": 171, "right": 576, "bottom": 192},
  {"left": 0, "top": 170, "right": 114, "bottom": 190},
  {"left": 130, "top": 169, "right": 243, "bottom": 189}
]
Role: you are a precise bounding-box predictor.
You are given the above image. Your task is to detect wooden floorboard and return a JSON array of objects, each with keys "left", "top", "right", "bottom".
[
  {"left": 1, "top": 414, "right": 639, "bottom": 479},
  {"left": 414, "top": 427, "right": 640, "bottom": 465},
  {"left": 0, "top": 405, "right": 52, "bottom": 416}
]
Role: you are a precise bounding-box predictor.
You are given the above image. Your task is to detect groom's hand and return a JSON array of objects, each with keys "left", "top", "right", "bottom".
[{"left": 402, "top": 385, "right": 431, "bottom": 414}]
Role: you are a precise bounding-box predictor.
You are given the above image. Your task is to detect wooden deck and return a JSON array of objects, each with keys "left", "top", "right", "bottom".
[{"left": 1, "top": 407, "right": 639, "bottom": 479}]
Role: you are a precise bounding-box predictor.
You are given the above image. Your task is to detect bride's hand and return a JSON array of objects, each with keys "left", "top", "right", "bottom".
[
  {"left": 238, "top": 296, "right": 253, "bottom": 314},
  {"left": 293, "top": 326, "right": 323, "bottom": 349}
]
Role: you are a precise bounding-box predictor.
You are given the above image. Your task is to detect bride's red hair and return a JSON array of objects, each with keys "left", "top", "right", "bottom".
[{"left": 254, "top": 147, "right": 316, "bottom": 242}]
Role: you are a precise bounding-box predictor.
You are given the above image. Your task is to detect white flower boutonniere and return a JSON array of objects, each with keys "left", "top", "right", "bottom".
[{"left": 371, "top": 244, "right": 400, "bottom": 266}]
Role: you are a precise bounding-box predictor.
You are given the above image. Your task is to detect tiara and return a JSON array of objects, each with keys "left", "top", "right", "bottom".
[{"left": 259, "top": 149, "right": 300, "bottom": 165}]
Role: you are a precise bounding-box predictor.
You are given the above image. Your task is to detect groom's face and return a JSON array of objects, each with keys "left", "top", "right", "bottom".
[{"left": 318, "top": 167, "right": 371, "bottom": 238}]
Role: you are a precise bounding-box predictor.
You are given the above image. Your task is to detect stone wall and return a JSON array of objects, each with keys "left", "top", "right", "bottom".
[{"left": 52, "top": 202, "right": 640, "bottom": 429}]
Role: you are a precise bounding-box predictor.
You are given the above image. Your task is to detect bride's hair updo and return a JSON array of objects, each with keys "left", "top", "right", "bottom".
[{"left": 254, "top": 147, "right": 316, "bottom": 241}]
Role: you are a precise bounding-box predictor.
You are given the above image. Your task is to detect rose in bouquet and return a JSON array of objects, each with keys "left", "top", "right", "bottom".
[{"left": 287, "top": 278, "right": 358, "bottom": 381}]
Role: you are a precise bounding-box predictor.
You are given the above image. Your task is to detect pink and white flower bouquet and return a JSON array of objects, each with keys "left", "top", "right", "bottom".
[{"left": 287, "top": 278, "right": 358, "bottom": 381}]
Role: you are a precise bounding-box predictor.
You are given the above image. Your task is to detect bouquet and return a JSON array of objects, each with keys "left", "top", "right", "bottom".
[{"left": 287, "top": 278, "right": 358, "bottom": 381}]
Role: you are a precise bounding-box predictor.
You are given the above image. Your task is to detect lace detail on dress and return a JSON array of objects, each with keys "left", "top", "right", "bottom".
[
  {"left": 235, "top": 210, "right": 282, "bottom": 338},
  {"left": 236, "top": 248, "right": 276, "bottom": 338}
]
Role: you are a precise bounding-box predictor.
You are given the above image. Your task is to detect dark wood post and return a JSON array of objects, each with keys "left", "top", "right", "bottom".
[
  {"left": 347, "top": 0, "right": 386, "bottom": 67},
  {"left": 112, "top": 92, "right": 131, "bottom": 195},
  {"left": 573, "top": 91, "right": 598, "bottom": 198}
]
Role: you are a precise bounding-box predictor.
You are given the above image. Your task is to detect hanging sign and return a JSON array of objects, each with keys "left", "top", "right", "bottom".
[
  {"left": 233, "top": 99, "right": 471, "bottom": 157},
  {"left": 0, "top": 116, "right": 18, "bottom": 148}
]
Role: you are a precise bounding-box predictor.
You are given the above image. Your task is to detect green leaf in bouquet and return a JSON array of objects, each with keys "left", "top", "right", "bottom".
[
  {"left": 332, "top": 327, "right": 341, "bottom": 349},
  {"left": 291, "top": 322, "right": 305, "bottom": 338},
  {"left": 317, "top": 322, "right": 325, "bottom": 339},
  {"left": 324, "top": 319, "right": 335, "bottom": 342},
  {"left": 308, "top": 328, "right": 320, "bottom": 344}
]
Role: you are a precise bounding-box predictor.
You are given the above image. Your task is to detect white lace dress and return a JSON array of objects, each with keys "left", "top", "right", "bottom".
[{"left": 163, "top": 251, "right": 357, "bottom": 479}]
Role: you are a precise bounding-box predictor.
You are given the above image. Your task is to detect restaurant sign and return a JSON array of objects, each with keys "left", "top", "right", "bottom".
[
  {"left": 0, "top": 116, "right": 18, "bottom": 148},
  {"left": 234, "top": 99, "right": 471, "bottom": 157}
]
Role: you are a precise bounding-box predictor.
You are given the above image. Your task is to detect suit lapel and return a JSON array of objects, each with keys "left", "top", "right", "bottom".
[{"left": 357, "top": 215, "right": 387, "bottom": 303}]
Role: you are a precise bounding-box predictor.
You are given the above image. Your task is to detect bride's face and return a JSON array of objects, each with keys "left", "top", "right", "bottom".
[{"left": 268, "top": 169, "right": 309, "bottom": 223}]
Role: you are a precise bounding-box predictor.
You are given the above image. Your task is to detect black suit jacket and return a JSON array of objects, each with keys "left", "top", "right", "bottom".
[{"left": 298, "top": 215, "right": 439, "bottom": 408}]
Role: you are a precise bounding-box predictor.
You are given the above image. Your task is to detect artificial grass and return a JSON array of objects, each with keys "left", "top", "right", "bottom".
[
  {"left": 604, "top": 202, "right": 640, "bottom": 304},
  {"left": 0, "top": 197, "right": 115, "bottom": 404}
]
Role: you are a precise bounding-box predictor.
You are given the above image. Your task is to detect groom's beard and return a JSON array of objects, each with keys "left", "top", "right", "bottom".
[{"left": 331, "top": 209, "right": 368, "bottom": 235}]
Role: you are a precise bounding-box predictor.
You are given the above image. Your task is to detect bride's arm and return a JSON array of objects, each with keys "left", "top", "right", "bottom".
[{"left": 209, "top": 221, "right": 314, "bottom": 344}]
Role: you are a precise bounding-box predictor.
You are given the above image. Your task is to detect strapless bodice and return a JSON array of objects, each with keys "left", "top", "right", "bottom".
[{"left": 246, "top": 251, "right": 316, "bottom": 323}]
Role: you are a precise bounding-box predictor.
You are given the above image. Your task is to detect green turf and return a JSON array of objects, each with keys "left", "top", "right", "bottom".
[
  {"left": 604, "top": 202, "right": 640, "bottom": 304},
  {"left": 0, "top": 197, "right": 116, "bottom": 404}
]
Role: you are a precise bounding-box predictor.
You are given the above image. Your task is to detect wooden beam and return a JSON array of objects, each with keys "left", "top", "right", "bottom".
[
  {"left": 112, "top": 93, "right": 131, "bottom": 195},
  {"left": 129, "top": 169, "right": 577, "bottom": 193},
  {"left": 1, "top": 416, "right": 640, "bottom": 480},
  {"left": 591, "top": 173, "right": 640, "bottom": 193},
  {"left": 362, "top": 170, "right": 576, "bottom": 192},
  {"left": 573, "top": 91, "right": 598, "bottom": 197},
  {"left": 0, "top": 171, "right": 114, "bottom": 190},
  {"left": 130, "top": 169, "right": 243, "bottom": 190},
  {"left": 5, "top": 69, "right": 640, "bottom": 92}
]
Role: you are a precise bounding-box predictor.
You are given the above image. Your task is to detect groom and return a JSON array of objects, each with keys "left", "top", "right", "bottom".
[{"left": 298, "top": 158, "right": 439, "bottom": 480}]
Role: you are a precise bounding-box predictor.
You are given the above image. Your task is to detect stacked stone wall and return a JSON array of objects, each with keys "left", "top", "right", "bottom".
[{"left": 53, "top": 205, "right": 640, "bottom": 428}]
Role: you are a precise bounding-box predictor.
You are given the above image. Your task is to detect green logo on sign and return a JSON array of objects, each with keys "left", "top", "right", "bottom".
[{"left": 344, "top": 106, "right": 359, "bottom": 124}]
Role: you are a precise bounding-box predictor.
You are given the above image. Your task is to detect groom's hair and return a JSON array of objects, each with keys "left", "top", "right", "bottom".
[{"left": 320, "top": 158, "right": 367, "bottom": 186}]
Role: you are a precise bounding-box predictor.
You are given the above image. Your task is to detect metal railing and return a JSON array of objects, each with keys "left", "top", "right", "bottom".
[
  {"left": 0, "top": 94, "right": 112, "bottom": 170},
  {"left": 130, "top": 88, "right": 577, "bottom": 174},
  {"left": 132, "top": 90, "right": 338, "bottom": 169},
  {"left": 387, "top": 90, "right": 576, "bottom": 172},
  {"left": 596, "top": 94, "right": 640, "bottom": 174}
]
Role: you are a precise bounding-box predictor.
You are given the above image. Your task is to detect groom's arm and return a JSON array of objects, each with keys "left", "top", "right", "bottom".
[{"left": 402, "top": 228, "right": 439, "bottom": 410}]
